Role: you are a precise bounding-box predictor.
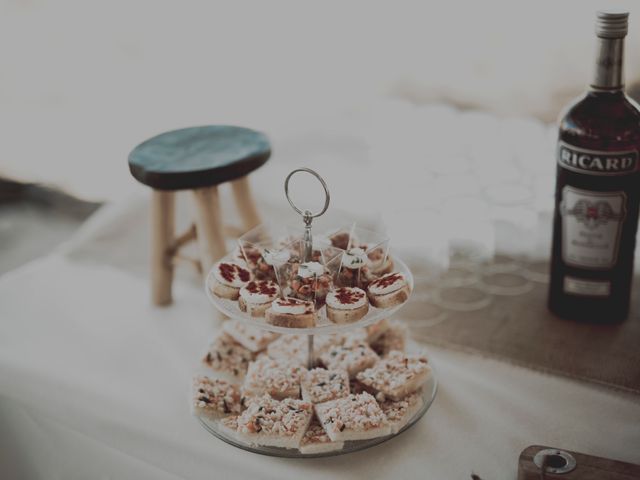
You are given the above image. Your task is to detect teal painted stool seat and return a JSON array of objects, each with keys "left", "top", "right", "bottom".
[{"left": 128, "top": 125, "right": 270, "bottom": 306}]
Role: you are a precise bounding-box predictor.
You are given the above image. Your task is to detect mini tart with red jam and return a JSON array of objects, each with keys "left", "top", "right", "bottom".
[
  {"left": 238, "top": 280, "right": 280, "bottom": 317},
  {"left": 366, "top": 272, "right": 410, "bottom": 308},
  {"left": 211, "top": 262, "right": 251, "bottom": 300},
  {"left": 266, "top": 297, "right": 316, "bottom": 328},
  {"left": 326, "top": 287, "right": 369, "bottom": 324}
]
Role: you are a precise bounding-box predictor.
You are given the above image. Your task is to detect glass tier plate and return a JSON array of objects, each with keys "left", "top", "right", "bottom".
[
  {"left": 196, "top": 350, "right": 437, "bottom": 458},
  {"left": 205, "top": 254, "right": 414, "bottom": 335}
]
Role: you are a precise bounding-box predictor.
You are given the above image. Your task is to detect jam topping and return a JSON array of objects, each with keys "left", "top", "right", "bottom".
[
  {"left": 272, "top": 297, "right": 314, "bottom": 315},
  {"left": 217, "top": 262, "right": 251, "bottom": 286},
  {"left": 370, "top": 273, "right": 402, "bottom": 289},
  {"left": 335, "top": 288, "right": 365, "bottom": 305},
  {"left": 246, "top": 281, "right": 278, "bottom": 296},
  {"left": 327, "top": 287, "right": 367, "bottom": 310},
  {"left": 278, "top": 298, "right": 308, "bottom": 307}
]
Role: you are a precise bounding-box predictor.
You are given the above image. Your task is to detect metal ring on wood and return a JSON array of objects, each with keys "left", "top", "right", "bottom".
[{"left": 284, "top": 168, "right": 330, "bottom": 219}]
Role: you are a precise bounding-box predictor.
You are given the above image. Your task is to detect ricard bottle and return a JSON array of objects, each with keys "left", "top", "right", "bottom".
[{"left": 549, "top": 11, "right": 640, "bottom": 323}]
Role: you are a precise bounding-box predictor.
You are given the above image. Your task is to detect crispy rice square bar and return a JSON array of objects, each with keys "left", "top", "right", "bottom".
[
  {"left": 300, "top": 368, "right": 350, "bottom": 404},
  {"left": 236, "top": 395, "right": 313, "bottom": 448},
  {"left": 319, "top": 342, "right": 379, "bottom": 378},
  {"left": 202, "top": 333, "right": 254, "bottom": 380},
  {"left": 370, "top": 322, "right": 407, "bottom": 357},
  {"left": 192, "top": 376, "right": 242, "bottom": 420},
  {"left": 314, "top": 392, "right": 391, "bottom": 441},
  {"left": 266, "top": 335, "right": 309, "bottom": 366},
  {"left": 218, "top": 415, "right": 240, "bottom": 440},
  {"left": 379, "top": 391, "right": 424, "bottom": 434},
  {"left": 266, "top": 334, "right": 346, "bottom": 366},
  {"left": 222, "top": 321, "right": 279, "bottom": 352},
  {"left": 242, "top": 357, "right": 307, "bottom": 400},
  {"left": 299, "top": 416, "right": 344, "bottom": 454},
  {"left": 355, "top": 351, "right": 430, "bottom": 401}
]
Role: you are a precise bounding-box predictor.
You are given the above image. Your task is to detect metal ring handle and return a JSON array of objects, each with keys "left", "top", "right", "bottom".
[{"left": 284, "top": 168, "right": 330, "bottom": 219}]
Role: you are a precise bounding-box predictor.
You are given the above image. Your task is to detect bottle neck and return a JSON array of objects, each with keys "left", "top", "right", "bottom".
[{"left": 591, "top": 36, "right": 625, "bottom": 91}]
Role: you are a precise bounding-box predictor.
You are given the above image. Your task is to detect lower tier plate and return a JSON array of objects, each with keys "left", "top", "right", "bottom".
[{"left": 196, "top": 365, "right": 437, "bottom": 458}]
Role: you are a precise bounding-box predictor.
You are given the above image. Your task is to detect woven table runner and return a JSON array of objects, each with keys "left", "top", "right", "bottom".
[{"left": 408, "top": 272, "right": 640, "bottom": 394}]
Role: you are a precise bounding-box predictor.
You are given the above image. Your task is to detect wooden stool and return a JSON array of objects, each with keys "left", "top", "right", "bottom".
[{"left": 128, "top": 125, "right": 270, "bottom": 306}]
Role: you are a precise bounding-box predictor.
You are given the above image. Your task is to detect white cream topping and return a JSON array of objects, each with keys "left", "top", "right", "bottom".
[
  {"left": 271, "top": 298, "right": 313, "bottom": 315},
  {"left": 368, "top": 273, "right": 406, "bottom": 295},
  {"left": 298, "top": 261, "right": 325, "bottom": 278},
  {"left": 213, "top": 262, "right": 250, "bottom": 288},
  {"left": 326, "top": 288, "right": 368, "bottom": 310},
  {"left": 262, "top": 248, "right": 290, "bottom": 266},
  {"left": 240, "top": 281, "right": 280, "bottom": 304},
  {"left": 342, "top": 248, "right": 366, "bottom": 269}
]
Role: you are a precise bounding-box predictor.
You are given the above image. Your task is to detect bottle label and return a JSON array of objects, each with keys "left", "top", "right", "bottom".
[
  {"left": 563, "top": 276, "right": 611, "bottom": 296},
  {"left": 560, "top": 185, "right": 627, "bottom": 269},
  {"left": 557, "top": 141, "right": 638, "bottom": 176}
]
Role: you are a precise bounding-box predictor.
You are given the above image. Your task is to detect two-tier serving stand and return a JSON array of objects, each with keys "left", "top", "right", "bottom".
[{"left": 199, "top": 168, "right": 438, "bottom": 457}]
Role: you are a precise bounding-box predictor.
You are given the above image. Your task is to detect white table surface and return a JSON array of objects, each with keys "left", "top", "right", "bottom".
[
  {"left": 1, "top": 253, "right": 639, "bottom": 479},
  {"left": 1, "top": 109, "right": 640, "bottom": 479}
]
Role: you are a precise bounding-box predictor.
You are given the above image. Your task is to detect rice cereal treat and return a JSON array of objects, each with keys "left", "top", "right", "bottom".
[
  {"left": 266, "top": 334, "right": 309, "bottom": 366},
  {"left": 192, "top": 376, "right": 242, "bottom": 420},
  {"left": 342, "top": 319, "right": 390, "bottom": 346},
  {"left": 314, "top": 392, "right": 391, "bottom": 441},
  {"left": 365, "top": 318, "right": 391, "bottom": 342},
  {"left": 236, "top": 395, "right": 314, "bottom": 448},
  {"left": 349, "top": 378, "right": 376, "bottom": 396},
  {"left": 202, "top": 333, "right": 254, "bottom": 380},
  {"left": 300, "top": 368, "right": 350, "bottom": 404},
  {"left": 370, "top": 321, "right": 407, "bottom": 357},
  {"left": 356, "top": 351, "right": 431, "bottom": 401},
  {"left": 218, "top": 415, "right": 240, "bottom": 440},
  {"left": 242, "top": 357, "right": 307, "bottom": 400},
  {"left": 319, "top": 342, "right": 379, "bottom": 378},
  {"left": 222, "top": 320, "right": 279, "bottom": 352},
  {"left": 379, "top": 391, "right": 424, "bottom": 434},
  {"left": 267, "top": 334, "right": 346, "bottom": 366},
  {"left": 299, "top": 416, "right": 344, "bottom": 454},
  {"left": 210, "top": 261, "right": 252, "bottom": 300}
]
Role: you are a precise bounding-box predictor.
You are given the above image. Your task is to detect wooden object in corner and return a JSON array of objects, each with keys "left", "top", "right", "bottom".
[{"left": 518, "top": 445, "right": 640, "bottom": 480}]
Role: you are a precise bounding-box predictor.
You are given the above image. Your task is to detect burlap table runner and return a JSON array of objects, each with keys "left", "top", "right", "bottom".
[{"left": 408, "top": 272, "right": 640, "bottom": 394}]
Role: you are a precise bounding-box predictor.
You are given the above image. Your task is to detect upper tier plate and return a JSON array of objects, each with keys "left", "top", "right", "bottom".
[{"left": 205, "top": 253, "right": 413, "bottom": 335}]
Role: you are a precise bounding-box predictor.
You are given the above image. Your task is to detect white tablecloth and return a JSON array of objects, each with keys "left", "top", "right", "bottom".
[
  {"left": 2, "top": 107, "right": 640, "bottom": 479},
  {"left": 1, "top": 249, "right": 639, "bottom": 479}
]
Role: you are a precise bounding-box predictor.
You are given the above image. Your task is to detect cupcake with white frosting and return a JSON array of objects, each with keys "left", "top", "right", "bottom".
[
  {"left": 211, "top": 261, "right": 252, "bottom": 300},
  {"left": 366, "top": 272, "right": 410, "bottom": 308},
  {"left": 326, "top": 287, "right": 369, "bottom": 324},
  {"left": 238, "top": 280, "right": 280, "bottom": 318},
  {"left": 266, "top": 297, "right": 316, "bottom": 328},
  {"left": 338, "top": 248, "right": 367, "bottom": 288}
]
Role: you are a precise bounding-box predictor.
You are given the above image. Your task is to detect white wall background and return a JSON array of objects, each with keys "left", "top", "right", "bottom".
[{"left": 1, "top": 0, "right": 639, "bottom": 200}]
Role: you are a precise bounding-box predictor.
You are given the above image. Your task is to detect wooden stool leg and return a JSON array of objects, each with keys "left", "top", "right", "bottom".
[
  {"left": 151, "top": 190, "right": 175, "bottom": 306},
  {"left": 192, "top": 186, "right": 227, "bottom": 274},
  {"left": 230, "top": 175, "right": 261, "bottom": 231}
]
